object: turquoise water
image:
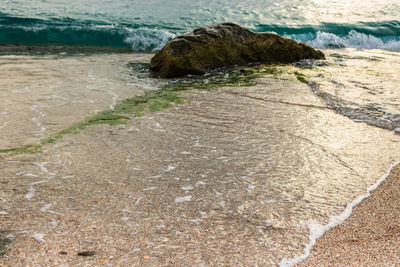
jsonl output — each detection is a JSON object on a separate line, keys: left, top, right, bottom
{"left": 1, "top": 0, "right": 400, "bottom": 50}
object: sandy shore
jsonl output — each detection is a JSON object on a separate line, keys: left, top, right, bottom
{"left": 1, "top": 72, "right": 399, "bottom": 265}
{"left": 299, "top": 164, "right": 400, "bottom": 266}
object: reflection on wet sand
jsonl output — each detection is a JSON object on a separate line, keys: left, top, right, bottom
{"left": 0, "top": 52, "right": 399, "bottom": 265}
{"left": 0, "top": 53, "right": 153, "bottom": 149}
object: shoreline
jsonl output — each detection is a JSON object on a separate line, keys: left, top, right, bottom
{"left": 1, "top": 50, "right": 400, "bottom": 265}
{"left": 0, "top": 44, "right": 138, "bottom": 54}
{"left": 298, "top": 163, "right": 400, "bottom": 266}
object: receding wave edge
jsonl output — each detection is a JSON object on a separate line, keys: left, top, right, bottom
{"left": 278, "top": 161, "right": 400, "bottom": 267}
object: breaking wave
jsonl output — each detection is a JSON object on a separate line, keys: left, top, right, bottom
{"left": 0, "top": 15, "right": 178, "bottom": 51}
{"left": 288, "top": 31, "right": 400, "bottom": 51}
{"left": 1, "top": 15, "right": 399, "bottom": 51}
{"left": 124, "top": 28, "right": 176, "bottom": 51}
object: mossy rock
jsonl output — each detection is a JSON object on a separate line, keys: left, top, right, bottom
{"left": 150, "top": 23, "right": 325, "bottom": 78}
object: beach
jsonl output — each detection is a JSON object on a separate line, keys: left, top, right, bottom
{"left": 0, "top": 57, "right": 399, "bottom": 265}
{"left": 2, "top": 0, "right": 400, "bottom": 265}
{"left": 299, "top": 164, "right": 400, "bottom": 266}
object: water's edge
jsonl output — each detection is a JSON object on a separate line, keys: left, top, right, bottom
{"left": 1, "top": 50, "right": 399, "bottom": 265}
{"left": 279, "top": 161, "right": 400, "bottom": 266}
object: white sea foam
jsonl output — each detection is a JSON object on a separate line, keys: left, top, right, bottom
{"left": 30, "top": 180, "right": 48, "bottom": 186}
{"left": 124, "top": 28, "right": 176, "bottom": 51}
{"left": 247, "top": 184, "right": 256, "bottom": 190}
{"left": 181, "top": 185, "right": 194, "bottom": 191}
{"left": 174, "top": 195, "right": 192, "bottom": 203}
{"left": 40, "top": 202, "right": 64, "bottom": 216}
{"left": 29, "top": 105, "right": 47, "bottom": 133}
{"left": 135, "top": 197, "right": 143, "bottom": 205}
{"left": 195, "top": 181, "right": 206, "bottom": 186}
{"left": 33, "top": 162, "right": 55, "bottom": 177}
{"left": 189, "top": 218, "right": 203, "bottom": 225}
{"left": 25, "top": 190, "right": 35, "bottom": 200}
{"left": 23, "top": 173, "right": 39, "bottom": 177}
{"left": 109, "top": 90, "right": 118, "bottom": 110}
{"left": 165, "top": 165, "right": 176, "bottom": 172}
{"left": 301, "top": 31, "right": 400, "bottom": 51}
{"left": 25, "top": 180, "right": 48, "bottom": 200}
{"left": 279, "top": 161, "right": 400, "bottom": 267}
{"left": 143, "top": 186, "right": 157, "bottom": 191}
{"left": 32, "top": 233, "right": 46, "bottom": 243}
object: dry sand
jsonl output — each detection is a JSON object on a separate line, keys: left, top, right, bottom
{"left": 299, "top": 165, "right": 400, "bottom": 266}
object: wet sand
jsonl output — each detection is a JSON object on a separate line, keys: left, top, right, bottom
{"left": 1, "top": 77, "right": 399, "bottom": 266}
{"left": 0, "top": 52, "right": 152, "bottom": 149}
{"left": 1, "top": 55, "right": 400, "bottom": 265}
{"left": 299, "top": 164, "right": 400, "bottom": 266}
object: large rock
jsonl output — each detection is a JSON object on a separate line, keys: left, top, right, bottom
{"left": 150, "top": 23, "right": 325, "bottom": 78}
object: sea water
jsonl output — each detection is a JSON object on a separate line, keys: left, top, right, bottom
{"left": 1, "top": 0, "right": 400, "bottom": 266}
{"left": 1, "top": 0, "right": 399, "bottom": 51}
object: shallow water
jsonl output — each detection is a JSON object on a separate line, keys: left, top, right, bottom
{"left": 0, "top": 52, "right": 155, "bottom": 149}
{"left": 300, "top": 49, "right": 400, "bottom": 130}
{"left": 0, "top": 50, "right": 399, "bottom": 265}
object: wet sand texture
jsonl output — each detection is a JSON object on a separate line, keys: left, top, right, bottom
{"left": 1, "top": 74, "right": 399, "bottom": 266}
{"left": 0, "top": 53, "right": 152, "bottom": 149}
{"left": 299, "top": 165, "right": 400, "bottom": 266}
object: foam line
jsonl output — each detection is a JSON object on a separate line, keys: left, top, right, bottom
{"left": 279, "top": 161, "right": 400, "bottom": 267}
{"left": 284, "top": 30, "right": 400, "bottom": 51}
{"left": 32, "top": 233, "right": 46, "bottom": 243}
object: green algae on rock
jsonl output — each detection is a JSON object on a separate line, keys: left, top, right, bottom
{"left": 150, "top": 23, "right": 325, "bottom": 78}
